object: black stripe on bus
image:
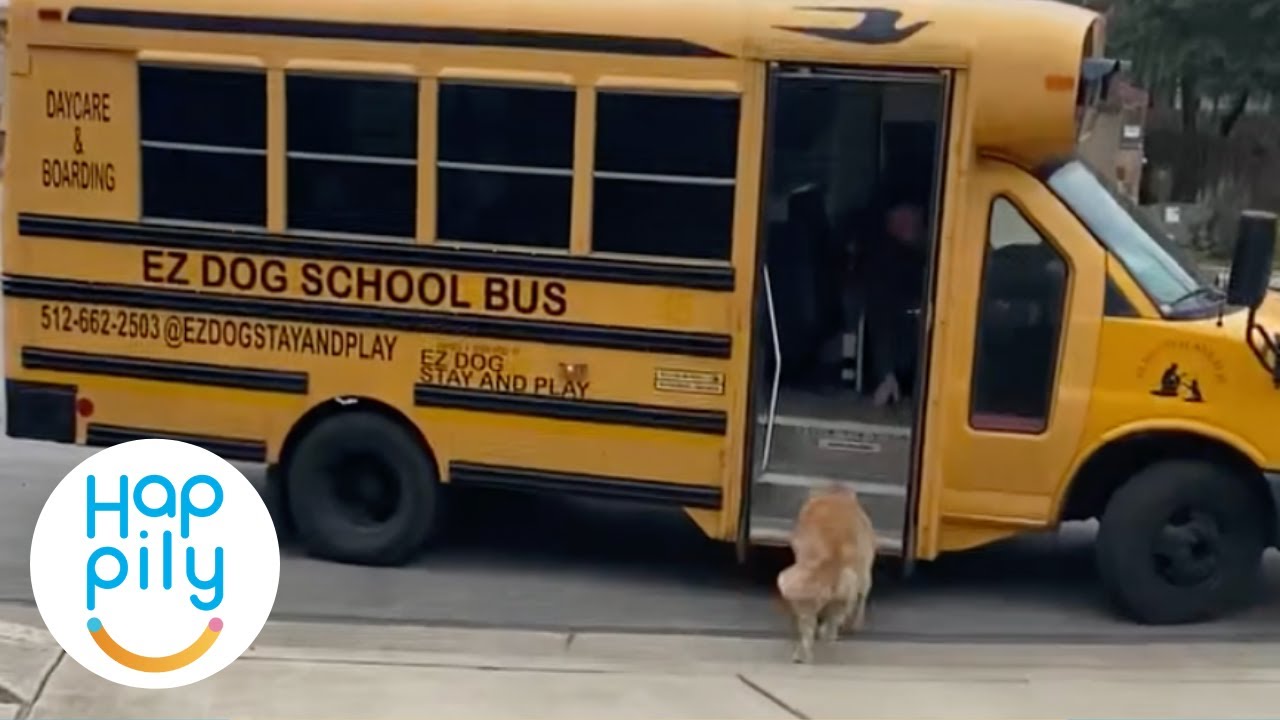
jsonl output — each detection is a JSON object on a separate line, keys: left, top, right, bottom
{"left": 22, "top": 346, "right": 309, "bottom": 394}
{"left": 18, "top": 214, "right": 736, "bottom": 292}
{"left": 2, "top": 276, "right": 732, "bottom": 359}
{"left": 414, "top": 384, "right": 727, "bottom": 435}
{"left": 86, "top": 423, "right": 268, "bottom": 463}
{"left": 449, "top": 461, "right": 722, "bottom": 509}
{"left": 65, "top": 7, "right": 732, "bottom": 59}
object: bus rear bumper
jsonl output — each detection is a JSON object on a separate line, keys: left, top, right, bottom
{"left": 1266, "top": 471, "right": 1280, "bottom": 548}
{"left": 5, "top": 379, "right": 77, "bottom": 443}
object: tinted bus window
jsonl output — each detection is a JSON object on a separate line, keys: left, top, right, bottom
{"left": 140, "top": 65, "right": 267, "bottom": 227}
{"left": 592, "top": 91, "right": 739, "bottom": 261}
{"left": 436, "top": 82, "right": 575, "bottom": 250}
{"left": 286, "top": 74, "right": 418, "bottom": 239}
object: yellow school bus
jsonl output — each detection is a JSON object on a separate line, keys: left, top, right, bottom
{"left": 5, "top": 0, "right": 1280, "bottom": 625}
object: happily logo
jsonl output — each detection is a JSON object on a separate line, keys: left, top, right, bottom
{"left": 29, "top": 439, "right": 280, "bottom": 689}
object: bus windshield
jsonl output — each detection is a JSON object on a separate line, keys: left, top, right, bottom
{"left": 1043, "top": 159, "right": 1220, "bottom": 317}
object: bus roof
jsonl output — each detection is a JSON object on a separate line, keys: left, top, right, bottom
{"left": 15, "top": 0, "right": 1097, "bottom": 65}
{"left": 12, "top": 0, "right": 1101, "bottom": 164}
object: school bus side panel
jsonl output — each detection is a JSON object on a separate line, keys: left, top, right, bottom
{"left": 4, "top": 39, "right": 749, "bottom": 538}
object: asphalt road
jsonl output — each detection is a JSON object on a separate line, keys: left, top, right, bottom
{"left": 2, "top": 423, "right": 1279, "bottom": 643}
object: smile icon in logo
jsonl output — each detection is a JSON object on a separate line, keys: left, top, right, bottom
{"left": 87, "top": 616, "right": 223, "bottom": 673}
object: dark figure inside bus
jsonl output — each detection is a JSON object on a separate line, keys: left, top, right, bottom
{"left": 853, "top": 199, "right": 927, "bottom": 407}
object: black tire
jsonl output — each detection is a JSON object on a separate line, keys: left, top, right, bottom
{"left": 286, "top": 411, "right": 441, "bottom": 566}
{"left": 1095, "top": 459, "right": 1266, "bottom": 625}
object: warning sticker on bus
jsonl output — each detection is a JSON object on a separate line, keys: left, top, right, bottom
{"left": 653, "top": 368, "right": 725, "bottom": 396}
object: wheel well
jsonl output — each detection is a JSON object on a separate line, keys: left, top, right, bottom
{"left": 274, "top": 396, "right": 438, "bottom": 486}
{"left": 1061, "top": 430, "right": 1276, "bottom": 539}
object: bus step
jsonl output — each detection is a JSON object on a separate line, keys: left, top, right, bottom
{"left": 748, "top": 515, "right": 904, "bottom": 554}
{"left": 762, "top": 420, "right": 912, "bottom": 485}
{"left": 749, "top": 474, "right": 907, "bottom": 552}
{"left": 755, "top": 471, "right": 906, "bottom": 497}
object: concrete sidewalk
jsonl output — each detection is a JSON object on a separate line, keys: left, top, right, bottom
{"left": 1, "top": 605, "right": 1279, "bottom": 720}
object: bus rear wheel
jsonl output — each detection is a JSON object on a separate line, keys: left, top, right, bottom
{"left": 286, "top": 411, "right": 441, "bottom": 566}
{"left": 1095, "top": 459, "right": 1265, "bottom": 625}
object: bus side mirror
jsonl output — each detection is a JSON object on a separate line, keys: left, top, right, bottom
{"left": 1226, "top": 210, "right": 1277, "bottom": 311}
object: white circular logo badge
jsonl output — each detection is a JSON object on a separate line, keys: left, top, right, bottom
{"left": 29, "top": 439, "right": 281, "bottom": 689}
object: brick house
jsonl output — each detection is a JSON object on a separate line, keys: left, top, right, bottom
{"left": 1078, "top": 75, "right": 1150, "bottom": 202}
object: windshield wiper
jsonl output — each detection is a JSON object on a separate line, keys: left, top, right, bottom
{"left": 1168, "top": 285, "right": 1225, "bottom": 311}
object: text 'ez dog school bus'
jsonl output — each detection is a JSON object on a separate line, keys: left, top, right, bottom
{"left": 6, "top": 0, "right": 1280, "bottom": 626}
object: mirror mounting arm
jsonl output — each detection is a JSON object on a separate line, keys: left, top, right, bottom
{"left": 1273, "top": 332, "right": 1280, "bottom": 389}
{"left": 1228, "top": 210, "right": 1279, "bottom": 387}
{"left": 1244, "top": 307, "right": 1280, "bottom": 389}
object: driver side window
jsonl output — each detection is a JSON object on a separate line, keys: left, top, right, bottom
{"left": 970, "top": 197, "right": 1069, "bottom": 433}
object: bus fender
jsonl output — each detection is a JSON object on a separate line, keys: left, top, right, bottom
{"left": 1054, "top": 418, "right": 1269, "bottom": 527}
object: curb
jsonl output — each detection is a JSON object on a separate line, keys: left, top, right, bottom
{"left": 212, "top": 618, "right": 1280, "bottom": 675}
{"left": 3, "top": 612, "right": 1280, "bottom": 689}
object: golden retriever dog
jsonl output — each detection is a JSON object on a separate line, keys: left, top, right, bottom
{"left": 776, "top": 485, "right": 876, "bottom": 663}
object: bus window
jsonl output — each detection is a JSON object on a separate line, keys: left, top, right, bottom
{"left": 970, "top": 197, "right": 1069, "bottom": 433}
{"left": 140, "top": 65, "right": 267, "bottom": 227}
{"left": 1045, "top": 159, "right": 1213, "bottom": 316}
{"left": 436, "top": 82, "right": 575, "bottom": 250}
{"left": 286, "top": 74, "right": 418, "bottom": 239}
{"left": 592, "top": 91, "right": 739, "bottom": 261}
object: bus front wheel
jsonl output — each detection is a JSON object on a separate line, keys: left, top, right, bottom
{"left": 286, "top": 411, "right": 441, "bottom": 566}
{"left": 1095, "top": 459, "right": 1266, "bottom": 625}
